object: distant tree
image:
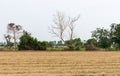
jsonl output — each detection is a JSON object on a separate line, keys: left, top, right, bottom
{"left": 18, "top": 31, "right": 32, "bottom": 50}
{"left": 4, "top": 34, "right": 13, "bottom": 48}
{"left": 67, "top": 15, "right": 80, "bottom": 49}
{"left": 18, "top": 31, "right": 47, "bottom": 50}
{"left": 110, "top": 23, "right": 120, "bottom": 48}
{"left": 7, "top": 23, "right": 23, "bottom": 50}
{"left": 49, "top": 12, "right": 80, "bottom": 41}
{"left": 49, "top": 12, "right": 68, "bottom": 42}
{"left": 47, "top": 41, "right": 56, "bottom": 47}
{"left": 86, "top": 38, "right": 97, "bottom": 46}
{"left": 39, "top": 41, "right": 48, "bottom": 50}
{"left": 85, "top": 38, "right": 98, "bottom": 51}
{"left": 68, "top": 16, "right": 80, "bottom": 40}
{"left": 57, "top": 41, "right": 63, "bottom": 46}
{"left": 92, "top": 28, "right": 111, "bottom": 48}
{"left": 73, "top": 38, "right": 83, "bottom": 50}
{"left": 65, "top": 38, "right": 83, "bottom": 50}
{"left": 49, "top": 12, "right": 80, "bottom": 50}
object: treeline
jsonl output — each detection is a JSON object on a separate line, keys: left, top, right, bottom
{"left": 18, "top": 32, "right": 84, "bottom": 51}
{"left": 1, "top": 12, "right": 120, "bottom": 51}
{"left": 17, "top": 23, "right": 120, "bottom": 51}
{"left": 88, "top": 23, "right": 120, "bottom": 51}
{"left": 1, "top": 23, "right": 120, "bottom": 51}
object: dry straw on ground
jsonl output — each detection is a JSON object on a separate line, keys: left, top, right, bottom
{"left": 0, "top": 51, "right": 120, "bottom": 76}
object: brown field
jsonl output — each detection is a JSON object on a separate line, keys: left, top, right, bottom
{"left": 0, "top": 51, "right": 120, "bottom": 76}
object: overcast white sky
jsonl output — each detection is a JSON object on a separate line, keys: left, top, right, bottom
{"left": 0, "top": 0, "right": 120, "bottom": 42}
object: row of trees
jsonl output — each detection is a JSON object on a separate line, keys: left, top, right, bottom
{"left": 3, "top": 23, "right": 120, "bottom": 51}
{"left": 2, "top": 12, "right": 120, "bottom": 51}
{"left": 48, "top": 12, "right": 120, "bottom": 51}
{"left": 18, "top": 32, "right": 83, "bottom": 51}
{"left": 3, "top": 23, "right": 49, "bottom": 50}
{"left": 17, "top": 23, "right": 120, "bottom": 51}
{"left": 85, "top": 23, "right": 120, "bottom": 50}
{"left": 17, "top": 12, "right": 82, "bottom": 51}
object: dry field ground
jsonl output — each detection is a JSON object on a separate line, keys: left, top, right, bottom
{"left": 0, "top": 51, "right": 120, "bottom": 76}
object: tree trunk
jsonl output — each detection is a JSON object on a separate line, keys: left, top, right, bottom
{"left": 13, "top": 31, "right": 17, "bottom": 50}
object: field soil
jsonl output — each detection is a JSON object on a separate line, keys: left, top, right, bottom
{"left": 0, "top": 51, "right": 120, "bottom": 76}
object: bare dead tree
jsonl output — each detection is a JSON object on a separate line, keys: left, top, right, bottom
{"left": 49, "top": 12, "right": 80, "bottom": 45}
{"left": 7, "top": 23, "right": 23, "bottom": 50}
{"left": 49, "top": 12, "right": 68, "bottom": 42}
{"left": 68, "top": 15, "right": 80, "bottom": 40}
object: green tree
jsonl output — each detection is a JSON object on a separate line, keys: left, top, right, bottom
{"left": 18, "top": 31, "right": 47, "bottom": 50}
{"left": 110, "top": 24, "right": 120, "bottom": 49}
{"left": 57, "top": 41, "right": 63, "bottom": 46}
{"left": 86, "top": 38, "right": 97, "bottom": 46}
{"left": 65, "top": 38, "right": 83, "bottom": 50}
{"left": 92, "top": 28, "right": 111, "bottom": 48}
{"left": 85, "top": 38, "right": 97, "bottom": 50}
{"left": 47, "top": 41, "right": 56, "bottom": 47}
{"left": 73, "top": 38, "right": 83, "bottom": 50}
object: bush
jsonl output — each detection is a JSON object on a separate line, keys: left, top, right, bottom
{"left": 65, "top": 38, "right": 83, "bottom": 50}
{"left": 18, "top": 31, "right": 47, "bottom": 50}
{"left": 85, "top": 44, "right": 98, "bottom": 51}
{"left": 107, "top": 45, "right": 119, "bottom": 51}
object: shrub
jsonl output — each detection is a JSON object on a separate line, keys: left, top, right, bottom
{"left": 18, "top": 31, "right": 47, "bottom": 50}
{"left": 85, "top": 44, "right": 98, "bottom": 51}
{"left": 65, "top": 38, "right": 83, "bottom": 50}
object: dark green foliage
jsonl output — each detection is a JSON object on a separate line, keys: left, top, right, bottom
{"left": 18, "top": 31, "right": 47, "bottom": 50}
{"left": 73, "top": 38, "right": 84, "bottom": 50}
{"left": 10, "top": 23, "right": 120, "bottom": 51}
{"left": 65, "top": 38, "right": 83, "bottom": 50}
{"left": 85, "top": 44, "right": 97, "bottom": 51}
{"left": 65, "top": 40, "right": 74, "bottom": 50}
{"left": 98, "top": 37, "right": 111, "bottom": 48}
{"left": 85, "top": 38, "right": 98, "bottom": 50}
{"left": 86, "top": 38, "right": 97, "bottom": 46}
{"left": 47, "top": 41, "right": 56, "bottom": 47}
{"left": 39, "top": 41, "right": 48, "bottom": 50}
{"left": 92, "top": 28, "right": 111, "bottom": 48}
{"left": 110, "top": 24, "right": 120, "bottom": 48}
{"left": 57, "top": 41, "right": 63, "bottom": 46}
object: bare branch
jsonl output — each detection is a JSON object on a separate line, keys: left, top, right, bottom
{"left": 49, "top": 11, "right": 80, "bottom": 43}
{"left": 49, "top": 12, "right": 68, "bottom": 42}
{"left": 67, "top": 15, "right": 80, "bottom": 40}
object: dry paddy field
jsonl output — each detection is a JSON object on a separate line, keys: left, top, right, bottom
{"left": 0, "top": 51, "right": 120, "bottom": 76}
